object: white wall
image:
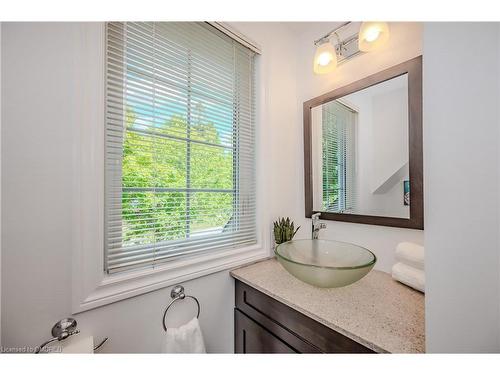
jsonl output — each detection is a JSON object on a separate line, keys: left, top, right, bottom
{"left": 0, "top": 21, "right": 2, "bottom": 347}
{"left": 293, "top": 23, "right": 424, "bottom": 273}
{"left": 424, "top": 23, "right": 500, "bottom": 353}
{"left": 1, "top": 22, "right": 298, "bottom": 352}
{"left": 371, "top": 87, "right": 409, "bottom": 193}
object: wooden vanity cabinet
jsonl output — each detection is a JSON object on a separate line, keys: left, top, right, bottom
{"left": 234, "top": 280, "right": 375, "bottom": 354}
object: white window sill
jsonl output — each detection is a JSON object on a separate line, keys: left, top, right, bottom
{"left": 73, "top": 244, "right": 268, "bottom": 313}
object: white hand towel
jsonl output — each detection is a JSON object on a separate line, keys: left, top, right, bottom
{"left": 395, "top": 242, "right": 425, "bottom": 270}
{"left": 392, "top": 262, "right": 425, "bottom": 293}
{"left": 162, "top": 317, "right": 206, "bottom": 353}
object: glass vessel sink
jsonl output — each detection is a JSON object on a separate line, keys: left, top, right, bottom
{"left": 274, "top": 239, "right": 377, "bottom": 288}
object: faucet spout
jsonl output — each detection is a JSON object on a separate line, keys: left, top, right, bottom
{"left": 311, "top": 213, "right": 326, "bottom": 239}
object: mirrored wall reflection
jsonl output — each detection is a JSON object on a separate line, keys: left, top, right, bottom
{"left": 311, "top": 74, "right": 410, "bottom": 219}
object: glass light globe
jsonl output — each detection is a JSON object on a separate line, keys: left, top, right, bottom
{"left": 313, "top": 42, "right": 337, "bottom": 74}
{"left": 358, "top": 22, "right": 390, "bottom": 52}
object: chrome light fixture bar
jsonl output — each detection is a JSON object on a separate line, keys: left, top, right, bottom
{"left": 313, "top": 21, "right": 352, "bottom": 48}
{"left": 314, "top": 21, "right": 352, "bottom": 46}
{"left": 313, "top": 22, "right": 390, "bottom": 75}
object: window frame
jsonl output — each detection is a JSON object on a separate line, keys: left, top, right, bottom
{"left": 72, "top": 23, "right": 267, "bottom": 314}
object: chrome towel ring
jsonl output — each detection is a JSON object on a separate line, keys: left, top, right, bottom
{"left": 162, "top": 285, "right": 201, "bottom": 332}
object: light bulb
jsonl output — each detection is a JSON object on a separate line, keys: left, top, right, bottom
{"left": 358, "top": 22, "right": 390, "bottom": 52}
{"left": 313, "top": 42, "right": 337, "bottom": 75}
{"left": 364, "top": 27, "right": 381, "bottom": 42}
{"left": 318, "top": 52, "right": 333, "bottom": 66}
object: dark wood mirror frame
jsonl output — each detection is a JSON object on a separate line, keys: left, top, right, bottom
{"left": 303, "top": 55, "right": 423, "bottom": 230}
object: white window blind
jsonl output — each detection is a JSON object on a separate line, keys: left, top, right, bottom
{"left": 105, "top": 22, "right": 257, "bottom": 274}
{"left": 321, "top": 100, "right": 357, "bottom": 213}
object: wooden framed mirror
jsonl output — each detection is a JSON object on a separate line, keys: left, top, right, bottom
{"left": 303, "top": 56, "right": 423, "bottom": 229}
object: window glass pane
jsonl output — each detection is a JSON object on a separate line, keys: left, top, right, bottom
{"left": 122, "top": 111, "right": 188, "bottom": 190}
{"left": 121, "top": 191, "right": 157, "bottom": 245}
{"left": 122, "top": 128, "right": 156, "bottom": 189}
{"left": 154, "top": 136, "right": 187, "bottom": 189}
{"left": 121, "top": 191, "right": 187, "bottom": 247}
{"left": 190, "top": 143, "right": 233, "bottom": 190}
{"left": 190, "top": 96, "right": 234, "bottom": 148}
{"left": 152, "top": 192, "right": 187, "bottom": 242}
{"left": 190, "top": 192, "right": 234, "bottom": 236}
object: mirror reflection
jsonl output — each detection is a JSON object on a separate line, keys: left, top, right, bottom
{"left": 311, "top": 74, "right": 409, "bottom": 219}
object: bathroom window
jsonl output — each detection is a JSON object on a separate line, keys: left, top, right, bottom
{"left": 321, "top": 101, "right": 356, "bottom": 213}
{"left": 105, "top": 22, "right": 257, "bottom": 274}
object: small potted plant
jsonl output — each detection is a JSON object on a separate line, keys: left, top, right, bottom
{"left": 273, "top": 217, "right": 300, "bottom": 250}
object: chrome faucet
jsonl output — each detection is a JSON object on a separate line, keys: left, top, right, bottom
{"left": 311, "top": 213, "right": 326, "bottom": 239}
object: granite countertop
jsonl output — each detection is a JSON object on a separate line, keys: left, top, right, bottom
{"left": 230, "top": 258, "right": 425, "bottom": 353}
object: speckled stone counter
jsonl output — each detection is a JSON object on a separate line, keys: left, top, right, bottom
{"left": 230, "top": 258, "right": 425, "bottom": 353}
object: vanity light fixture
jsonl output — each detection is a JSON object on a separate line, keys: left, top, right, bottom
{"left": 313, "top": 21, "right": 390, "bottom": 75}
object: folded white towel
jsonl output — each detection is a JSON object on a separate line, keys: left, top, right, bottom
{"left": 162, "top": 317, "right": 206, "bottom": 353}
{"left": 392, "top": 262, "right": 425, "bottom": 293}
{"left": 396, "top": 242, "right": 425, "bottom": 270}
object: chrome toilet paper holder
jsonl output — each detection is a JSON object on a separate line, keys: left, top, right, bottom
{"left": 35, "top": 317, "right": 108, "bottom": 353}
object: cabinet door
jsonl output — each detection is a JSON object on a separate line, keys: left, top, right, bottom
{"left": 235, "top": 309, "right": 296, "bottom": 353}
{"left": 235, "top": 280, "right": 374, "bottom": 353}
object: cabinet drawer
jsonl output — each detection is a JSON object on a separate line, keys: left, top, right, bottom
{"left": 235, "top": 279, "right": 374, "bottom": 353}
